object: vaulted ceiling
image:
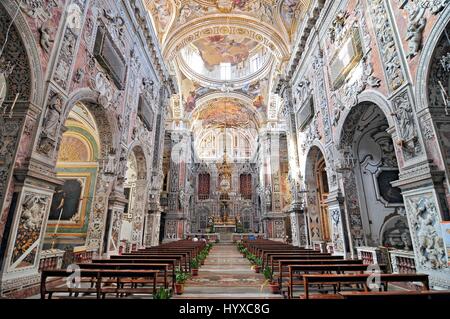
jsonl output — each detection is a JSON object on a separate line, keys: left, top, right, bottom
{"left": 145, "top": 0, "right": 311, "bottom": 159}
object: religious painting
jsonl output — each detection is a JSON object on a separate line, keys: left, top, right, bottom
{"left": 192, "top": 35, "right": 259, "bottom": 71}
{"left": 182, "top": 78, "right": 209, "bottom": 113}
{"left": 241, "top": 78, "right": 268, "bottom": 111}
{"left": 147, "top": 0, "right": 173, "bottom": 36}
{"left": 196, "top": 98, "right": 256, "bottom": 129}
{"left": 280, "top": 0, "right": 302, "bottom": 35}
{"left": 376, "top": 170, "right": 403, "bottom": 205}
{"left": 49, "top": 179, "right": 83, "bottom": 222}
{"left": 441, "top": 222, "right": 450, "bottom": 266}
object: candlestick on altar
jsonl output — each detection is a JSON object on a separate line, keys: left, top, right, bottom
{"left": 8, "top": 93, "right": 19, "bottom": 118}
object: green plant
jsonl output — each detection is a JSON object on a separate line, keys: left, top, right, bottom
{"left": 176, "top": 270, "right": 190, "bottom": 284}
{"left": 190, "top": 258, "right": 199, "bottom": 269}
{"left": 153, "top": 287, "right": 172, "bottom": 299}
{"left": 254, "top": 257, "right": 263, "bottom": 267}
{"left": 263, "top": 266, "right": 273, "bottom": 282}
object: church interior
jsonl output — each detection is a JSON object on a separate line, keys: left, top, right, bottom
{"left": 0, "top": 0, "right": 450, "bottom": 301}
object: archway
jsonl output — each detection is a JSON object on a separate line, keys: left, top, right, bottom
{"left": 339, "top": 103, "right": 410, "bottom": 251}
{"left": 304, "top": 145, "right": 330, "bottom": 243}
{"left": 0, "top": 0, "right": 45, "bottom": 278}
{"left": 44, "top": 103, "right": 101, "bottom": 250}
{"left": 56, "top": 90, "right": 118, "bottom": 255}
{"left": 120, "top": 146, "right": 148, "bottom": 250}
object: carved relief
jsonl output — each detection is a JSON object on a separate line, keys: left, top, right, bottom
{"left": 37, "top": 91, "right": 64, "bottom": 156}
{"left": 312, "top": 50, "right": 332, "bottom": 143}
{"left": 368, "top": 0, "right": 405, "bottom": 92}
{"left": 10, "top": 192, "right": 50, "bottom": 269}
{"left": 405, "top": 195, "right": 447, "bottom": 269}
{"left": 392, "top": 90, "right": 422, "bottom": 159}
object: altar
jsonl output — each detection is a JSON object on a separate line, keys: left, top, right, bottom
{"left": 214, "top": 224, "right": 236, "bottom": 243}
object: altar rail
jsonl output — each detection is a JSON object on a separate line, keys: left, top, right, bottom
{"left": 232, "top": 233, "right": 263, "bottom": 242}
{"left": 39, "top": 249, "right": 65, "bottom": 271}
{"left": 356, "top": 246, "right": 416, "bottom": 274}
{"left": 389, "top": 249, "right": 416, "bottom": 274}
{"left": 188, "top": 233, "right": 220, "bottom": 242}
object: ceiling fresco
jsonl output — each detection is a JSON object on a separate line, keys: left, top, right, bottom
{"left": 144, "top": 0, "right": 312, "bottom": 139}
{"left": 194, "top": 98, "right": 258, "bottom": 129}
{"left": 191, "top": 35, "right": 259, "bottom": 70}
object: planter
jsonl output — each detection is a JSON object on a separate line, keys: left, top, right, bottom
{"left": 175, "top": 283, "right": 185, "bottom": 295}
{"left": 253, "top": 265, "right": 261, "bottom": 273}
{"left": 201, "top": 260, "right": 205, "bottom": 266}
{"left": 192, "top": 269, "right": 198, "bottom": 276}
{"left": 269, "top": 283, "right": 280, "bottom": 294}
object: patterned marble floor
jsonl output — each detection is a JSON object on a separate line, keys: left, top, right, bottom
{"left": 173, "top": 243, "right": 283, "bottom": 299}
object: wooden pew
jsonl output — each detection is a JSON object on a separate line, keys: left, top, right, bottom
{"left": 111, "top": 254, "right": 187, "bottom": 272}
{"left": 339, "top": 290, "right": 450, "bottom": 300}
{"left": 263, "top": 251, "right": 332, "bottom": 268}
{"left": 41, "top": 269, "right": 159, "bottom": 299}
{"left": 78, "top": 263, "right": 171, "bottom": 290}
{"left": 92, "top": 258, "right": 176, "bottom": 290}
{"left": 121, "top": 252, "right": 190, "bottom": 270}
{"left": 302, "top": 273, "right": 430, "bottom": 299}
{"left": 288, "top": 264, "right": 374, "bottom": 299}
{"left": 275, "top": 259, "right": 362, "bottom": 293}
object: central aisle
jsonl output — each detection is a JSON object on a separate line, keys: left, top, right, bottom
{"left": 173, "top": 243, "right": 283, "bottom": 299}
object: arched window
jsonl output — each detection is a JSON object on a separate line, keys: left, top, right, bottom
{"left": 198, "top": 173, "right": 210, "bottom": 200}
{"left": 240, "top": 174, "right": 252, "bottom": 200}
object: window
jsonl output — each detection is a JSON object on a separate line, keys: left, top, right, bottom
{"left": 220, "top": 63, "right": 231, "bottom": 80}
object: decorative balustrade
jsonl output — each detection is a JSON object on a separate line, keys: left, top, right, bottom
{"left": 189, "top": 233, "right": 220, "bottom": 242}
{"left": 232, "top": 233, "right": 263, "bottom": 242}
{"left": 389, "top": 249, "right": 416, "bottom": 274}
{"left": 72, "top": 246, "right": 97, "bottom": 264}
{"left": 39, "top": 249, "right": 65, "bottom": 271}
{"left": 312, "top": 241, "right": 327, "bottom": 252}
{"left": 356, "top": 246, "right": 391, "bottom": 271}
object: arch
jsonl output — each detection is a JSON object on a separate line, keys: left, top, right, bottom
{"left": 415, "top": 6, "right": 450, "bottom": 111}
{"left": 334, "top": 91, "right": 397, "bottom": 148}
{"left": 1, "top": 0, "right": 44, "bottom": 106}
{"left": 162, "top": 16, "right": 290, "bottom": 62}
{"left": 62, "top": 88, "right": 118, "bottom": 158}
{"left": 304, "top": 145, "right": 328, "bottom": 242}
{"left": 128, "top": 143, "right": 149, "bottom": 181}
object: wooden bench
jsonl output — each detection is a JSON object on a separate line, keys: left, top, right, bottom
{"left": 276, "top": 259, "right": 363, "bottom": 293}
{"left": 41, "top": 269, "right": 159, "bottom": 299}
{"left": 339, "top": 290, "right": 450, "bottom": 300}
{"left": 78, "top": 263, "right": 171, "bottom": 290}
{"left": 287, "top": 264, "right": 375, "bottom": 299}
{"left": 92, "top": 259, "right": 176, "bottom": 290}
{"left": 301, "top": 273, "right": 430, "bottom": 299}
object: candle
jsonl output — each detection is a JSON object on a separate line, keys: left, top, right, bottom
{"left": 8, "top": 93, "right": 19, "bottom": 118}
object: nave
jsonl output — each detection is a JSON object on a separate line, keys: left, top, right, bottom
{"left": 1, "top": 0, "right": 450, "bottom": 302}
{"left": 37, "top": 238, "right": 450, "bottom": 300}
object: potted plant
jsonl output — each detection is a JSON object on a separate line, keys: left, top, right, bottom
{"left": 175, "top": 270, "right": 190, "bottom": 295}
{"left": 262, "top": 266, "right": 279, "bottom": 294}
{"left": 191, "top": 258, "right": 199, "bottom": 276}
{"left": 252, "top": 257, "right": 263, "bottom": 273}
{"left": 153, "top": 287, "right": 172, "bottom": 299}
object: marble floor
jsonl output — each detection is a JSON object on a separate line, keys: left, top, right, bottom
{"left": 173, "top": 243, "right": 282, "bottom": 299}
